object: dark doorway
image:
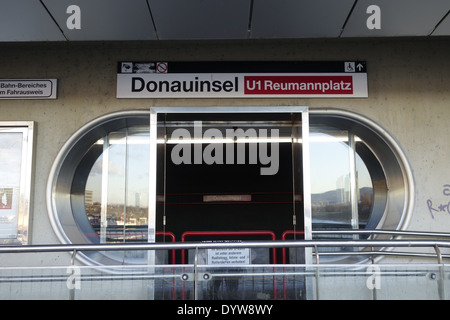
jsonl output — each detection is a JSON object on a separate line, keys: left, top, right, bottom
{"left": 154, "top": 112, "right": 304, "bottom": 264}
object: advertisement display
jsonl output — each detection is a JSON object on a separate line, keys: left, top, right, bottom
{"left": 0, "top": 187, "right": 17, "bottom": 239}
{"left": 0, "top": 125, "right": 33, "bottom": 245}
{"left": 0, "top": 132, "right": 22, "bottom": 240}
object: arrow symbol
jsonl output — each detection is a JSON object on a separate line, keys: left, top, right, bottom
{"left": 356, "top": 63, "right": 364, "bottom": 71}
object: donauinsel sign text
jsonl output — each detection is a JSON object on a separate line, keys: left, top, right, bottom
{"left": 116, "top": 61, "right": 367, "bottom": 99}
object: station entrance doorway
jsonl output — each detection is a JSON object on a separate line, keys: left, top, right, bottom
{"left": 149, "top": 107, "right": 311, "bottom": 265}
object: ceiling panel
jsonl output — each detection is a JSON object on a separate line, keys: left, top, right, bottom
{"left": 341, "top": 0, "right": 450, "bottom": 37}
{"left": 0, "top": 0, "right": 65, "bottom": 41}
{"left": 42, "top": 0, "right": 157, "bottom": 41}
{"left": 148, "top": 0, "right": 251, "bottom": 40}
{"left": 1, "top": 0, "right": 449, "bottom": 42}
{"left": 251, "top": 0, "right": 355, "bottom": 38}
{"left": 432, "top": 12, "right": 450, "bottom": 36}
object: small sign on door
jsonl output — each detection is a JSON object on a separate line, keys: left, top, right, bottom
{"left": 207, "top": 248, "right": 251, "bottom": 265}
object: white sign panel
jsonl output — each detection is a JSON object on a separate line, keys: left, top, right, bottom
{"left": 117, "top": 61, "right": 368, "bottom": 99}
{"left": 207, "top": 248, "right": 251, "bottom": 265}
{"left": 0, "top": 79, "right": 57, "bottom": 99}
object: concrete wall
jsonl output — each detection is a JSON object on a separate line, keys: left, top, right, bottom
{"left": 0, "top": 37, "right": 449, "bottom": 248}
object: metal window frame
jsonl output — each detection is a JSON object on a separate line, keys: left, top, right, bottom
{"left": 0, "top": 121, "right": 35, "bottom": 245}
{"left": 309, "top": 108, "right": 415, "bottom": 233}
{"left": 46, "top": 110, "right": 151, "bottom": 266}
{"left": 45, "top": 107, "right": 413, "bottom": 269}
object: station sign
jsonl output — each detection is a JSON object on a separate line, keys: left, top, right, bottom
{"left": 117, "top": 61, "right": 367, "bottom": 98}
{"left": 0, "top": 79, "right": 57, "bottom": 99}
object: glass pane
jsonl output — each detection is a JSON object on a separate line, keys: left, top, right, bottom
{"left": 356, "top": 146, "right": 375, "bottom": 226}
{"left": 0, "top": 261, "right": 444, "bottom": 300}
{"left": 310, "top": 127, "right": 373, "bottom": 230}
{"left": 314, "top": 264, "right": 442, "bottom": 300}
{"left": 124, "top": 129, "right": 150, "bottom": 241}
{"left": 0, "top": 132, "right": 23, "bottom": 239}
{"left": 85, "top": 126, "right": 150, "bottom": 246}
{"left": 106, "top": 130, "right": 127, "bottom": 243}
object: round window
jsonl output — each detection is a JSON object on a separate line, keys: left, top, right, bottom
{"left": 309, "top": 109, "right": 413, "bottom": 235}
{"left": 47, "top": 109, "right": 413, "bottom": 265}
{"left": 47, "top": 110, "right": 151, "bottom": 265}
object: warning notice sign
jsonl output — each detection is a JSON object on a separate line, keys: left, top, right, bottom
{"left": 117, "top": 61, "right": 367, "bottom": 99}
{"left": 207, "top": 248, "right": 250, "bottom": 265}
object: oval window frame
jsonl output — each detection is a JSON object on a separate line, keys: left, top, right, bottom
{"left": 47, "top": 108, "right": 414, "bottom": 265}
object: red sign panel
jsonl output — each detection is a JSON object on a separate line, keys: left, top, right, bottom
{"left": 244, "top": 76, "right": 353, "bottom": 95}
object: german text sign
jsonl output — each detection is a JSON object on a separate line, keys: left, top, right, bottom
{"left": 0, "top": 79, "right": 57, "bottom": 99}
{"left": 207, "top": 248, "right": 251, "bottom": 265}
{"left": 117, "top": 61, "right": 367, "bottom": 98}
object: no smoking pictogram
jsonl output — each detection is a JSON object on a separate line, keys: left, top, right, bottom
{"left": 156, "top": 62, "right": 168, "bottom": 73}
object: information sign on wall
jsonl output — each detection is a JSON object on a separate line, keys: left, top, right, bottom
{"left": 117, "top": 61, "right": 367, "bottom": 98}
{"left": 0, "top": 79, "right": 57, "bottom": 99}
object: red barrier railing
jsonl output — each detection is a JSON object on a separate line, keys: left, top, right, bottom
{"left": 155, "top": 231, "right": 176, "bottom": 300}
{"left": 180, "top": 230, "right": 278, "bottom": 300}
{"left": 155, "top": 231, "right": 176, "bottom": 264}
{"left": 180, "top": 230, "right": 277, "bottom": 264}
{"left": 151, "top": 230, "right": 306, "bottom": 299}
{"left": 281, "top": 230, "right": 305, "bottom": 264}
{"left": 281, "top": 230, "right": 305, "bottom": 299}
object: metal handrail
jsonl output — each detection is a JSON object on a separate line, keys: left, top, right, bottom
{"left": 1, "top": 230, "right": 450, "bottom": 264}
{"left": 1, "top": 239, "right": 450, "bottom": 254}
{"left": 312, "top": 229, "right": 450, "bottom": 238}
{"left": 2, "top": 229, "right": 450, "bottom": 301}
{"left": 1, "top": 230, "right": 450, "bottom": 300}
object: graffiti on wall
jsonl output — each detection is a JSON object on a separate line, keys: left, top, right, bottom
{"left": 427, "top": 184, "right": 450, "bottom": 219}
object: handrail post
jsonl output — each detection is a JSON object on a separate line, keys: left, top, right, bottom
{"left": 434, "top": 245, "right": 443, "bottom": 264}
{"left": 194, "top": 246, "right": 199, "bottom": 300}
{"left": 370, "top": 249, "right": 377, "bottom": 301}
{"left": 314, "top": 244, "right": 320, "bottom": 300}
{"left": 434, "top": 245, "right": 445, "bottom": 300}
{"left": 69, "top": 249, "right": 77, "bottom": 300}
{"left": 314, "top": 245, "right": 319, "bottom": 264}
{"left": 71, "top": 249, "right": 77, "bottom": 266}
